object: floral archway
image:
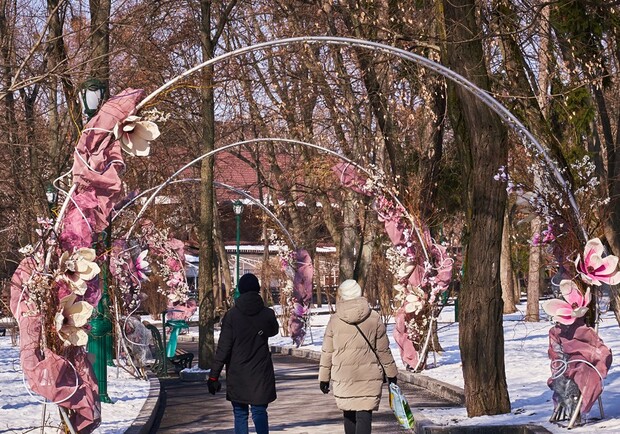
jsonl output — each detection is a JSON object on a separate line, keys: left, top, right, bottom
{"left": 9, "top": 36, "right": 616, "bottom": 432}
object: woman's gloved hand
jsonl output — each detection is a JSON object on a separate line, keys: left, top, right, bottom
{"left": 207, "top": 377, "right": 222, "bottom": 395}
{"left": 320, "top": 381, "right": 330, "bottom": 394}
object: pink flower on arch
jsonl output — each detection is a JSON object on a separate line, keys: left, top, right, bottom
{"left": 293, "top": 302, "right": 308, "bottom": 317}
{"left": 134, "top": 250, "right": 151, "bottom": 281}
{"left": 166, "top": 271, "right": 184, "bottom": 288}
{"left": 575, "top": 238, "right": 620, "bottom": 286}
{"left": 166, "top": 257, "right": 182, "bottom": 272}
{"left": 543, "top": 280, "right": 591, "bottom": 325}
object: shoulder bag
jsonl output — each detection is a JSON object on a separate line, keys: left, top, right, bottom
{"left": 342, "top": 318, "right": 387, "bottom": 383}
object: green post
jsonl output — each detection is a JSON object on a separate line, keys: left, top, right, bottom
{"left": 105, "top": 333, "right": 115, "bottom": 367}
{"left": 161, "top": 311, "right": 169, "bottom": 376}
{"left": 87, "top": 230, "right": 113, "bottom": 403}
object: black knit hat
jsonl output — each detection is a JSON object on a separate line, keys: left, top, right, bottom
{"left": 238, "top": 273, "right": 260, "bottom": 294}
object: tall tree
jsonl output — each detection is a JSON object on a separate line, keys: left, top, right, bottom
{"left": 440, "top": 0, "right": 511, "bottom": 416}
{"left": 198, "top": 0, "right": 237, "bottom": 369}
{"left": 89, "top": 0, "right": 110, "bottom": 95}
{"left": 500, "top": 210, "right": 517, "bottom": 313}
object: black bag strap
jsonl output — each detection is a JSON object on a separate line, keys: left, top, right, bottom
{"left": 341, "top": 318, "right": 386, "bottom": 378}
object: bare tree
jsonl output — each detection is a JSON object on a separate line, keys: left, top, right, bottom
{"left": 441, "top": 0, "right": 511, "bottom": 416}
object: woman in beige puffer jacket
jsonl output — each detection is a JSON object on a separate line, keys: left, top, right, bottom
{"left": 319, "top": 279, "right": 398, "bottom": 434}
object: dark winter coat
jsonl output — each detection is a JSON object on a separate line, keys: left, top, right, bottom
{"left": 319, "top": 297, "right": 398, "bottom": 411}
{"left": 211, "top": 291, "right": 279, "bottom": 405}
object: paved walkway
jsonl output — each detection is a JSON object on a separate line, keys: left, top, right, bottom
{"left": 152, "top": 341, "right": 459, "bottom": 433}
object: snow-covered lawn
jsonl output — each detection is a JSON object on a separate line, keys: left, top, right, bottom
{"left": 0, "top": 338, "right": 149, "bottom": 433}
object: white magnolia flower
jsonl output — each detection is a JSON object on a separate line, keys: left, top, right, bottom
{"left": 59, "top": 248, "right": 100, "bottom": 295}
{"left": 19, "top": 245, "right": 34, "bottom": 255}
{"left": 395, "top": 263, "right": 415, "bottom": 280}
{"left": 393, "top": 283, "right": 406, "bottom": 294}
{"left": 404, "top": 294, "right": 424, "bottom": 315}
{"left": 114, "top": 115, "right": 160, "bottom": 156}
{"left": 54, "top": 294, "right": 94, "bottom": 346}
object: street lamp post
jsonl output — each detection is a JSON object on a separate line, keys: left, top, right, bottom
{"left": 45, "top": 184, "right": 57, "bottom": 216}
{"left": 79, "top": 77, "right": 111, "bottom": 402}
{"left": 78, "top": 78, "right": 106, "bottom": 121}
{"left": 232, "top": 200, "right": 244, "bottom": 299}
{"left": 87, "top": 229, "right": 113, "bottom": 403}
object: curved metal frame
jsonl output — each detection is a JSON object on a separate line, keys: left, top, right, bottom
{"left": 126, "top": 138, "right": 427, "bottom": 258}
{"left": 114, "top": 178, "right": 297, "bottom": 249}
{"left": 136, "top": 35, "right": 585, "bottom": 241}
{"left": 47, "top": 35, "right": 593, "bottom": 377}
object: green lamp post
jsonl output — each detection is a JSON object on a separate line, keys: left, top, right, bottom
{"left": 233, "top": 200, "right": 244, "bottom": 300}
{"left": 80, "top": 78, "right": 112, "bottom": 402}
{"left": 87, "top": 230, "right": 113, "bottom": 403}
{"left": 45, "top": 183, "right": 57, "bottom": 216}
{"left": 78, "top": 78, "right": 106, "bottom": 121}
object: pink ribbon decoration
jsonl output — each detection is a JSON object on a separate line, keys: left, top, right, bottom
{"left": 288, "top": 249, "right": 314, "bottom": 347}
{"left": 11, "top": 258, "right": 102, "bottom": 432}
{"left": 10, "top": 88, "right": 148, "bottom": 433}
{"left": 548, "top": 320, "right": 612, "bottom": 413}
{"left": 332, "top": 163, "right": 453, "bottom": 369}
{"left": 331, "top": 162, "right": 371, "bottom": 196}
{"left": 69, "top": 88, "right": 146, "bottom": 234}
{"left": 393, "top": 308, "right": 419, "bottom": 368}
{"left": 293, "top": 249, "right": 314, "bottom": 304}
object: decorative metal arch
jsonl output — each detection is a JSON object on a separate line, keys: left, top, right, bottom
{"left": 114, "top": 178, "right": 297, "bottom": 249}
{"left": 136, "top": 35, "right": 585, "bottom": 241}
{"left": 126, "top": 138, "right": 428, "bottom": 258}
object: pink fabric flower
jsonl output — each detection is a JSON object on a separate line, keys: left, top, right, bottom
{"left": 166, "top": 257, "right": 182, "bottom": 272}
{"left": 166, "top": 271, "right": 184, "bottom": 287}
{"left": 134, "top": 250, "right": 151, "bottom": 281}
{"left": 293, "top": 302, "right": 308, "bottom": 317}
{"left": 542, "top": 225, "right": 555, "bottom": 243}
{"left": 331, "top": 162, "right": 371, "bottom": 196}
{"left": 543, "top": 280, "right": 591, "bottom": 325}
{"left": 575, "top": 238, "right": 620, "bottom": 286}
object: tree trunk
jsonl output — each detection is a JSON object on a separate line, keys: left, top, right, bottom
{"left": 314, "top": 253, "right": 322, "bottom": 308}
{"left": 339, "top": 191, "right": 357, "bottom": 281}
{"left": 513, "top": 270, "right": 521, "bottom": 305}
{"left": 441, "top": 0, "right": 511, "bottom": 416}
{"left": 526, "top": 217, "right": 542, "bottom": 322}
{"left": 197, "top": 0, "right": 237, "bottom": 369}
{"left": 501, "top": 211, "right": 517, "bottom": 313}
{"left": 198, "top": 0, "right": 217, "bottom": 370}
{"left": 89, "top": 0, "right": 111, "bottom": 97}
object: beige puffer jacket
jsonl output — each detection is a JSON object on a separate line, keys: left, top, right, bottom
{"left": 318, "top": 297, "right": 398, "bottom": 411}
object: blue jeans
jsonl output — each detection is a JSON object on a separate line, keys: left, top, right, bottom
{"left": 232, "top": 402, "right": 269, "bottom": 434}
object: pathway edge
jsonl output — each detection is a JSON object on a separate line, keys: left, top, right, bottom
{"left": 124, "top": 372, "right": 161, "bottom": 434}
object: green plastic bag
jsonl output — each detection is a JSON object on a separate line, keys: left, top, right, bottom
{"left": 389, "top": 383, "right": 415, "bottom": 429}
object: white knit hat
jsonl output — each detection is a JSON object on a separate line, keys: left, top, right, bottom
{"left": 338, "top": 279, "right": 362, "bottom": 300}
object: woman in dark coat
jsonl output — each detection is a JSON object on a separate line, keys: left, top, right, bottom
{"left": 208, "top": 273, "right": 279, "bottom": 434}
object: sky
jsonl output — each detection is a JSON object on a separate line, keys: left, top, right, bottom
{"left": 1, "top": 302, "right": 618, "bottom": 433}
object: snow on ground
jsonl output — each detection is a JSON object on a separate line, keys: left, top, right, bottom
{"left": 268, "top": 303, "right": 620, "bottom": 433}
{"left": 1, "top": 302, "right": 619, "bottom": 433}
{"left": 0, "top": 337, "right": 149, "bottom": 434}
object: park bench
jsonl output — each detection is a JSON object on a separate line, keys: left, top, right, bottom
{"left": 144, "top": 322, "right": 194, "bottom": 375}
{"left": 0, "top": 317, "right": 19, "bottom": 346}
